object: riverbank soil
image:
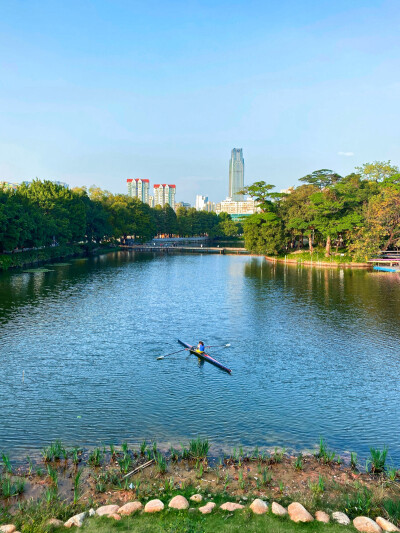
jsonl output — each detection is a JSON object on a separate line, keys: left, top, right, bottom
{"left": 1, "top": 447, "right": 399, "bottom": 531}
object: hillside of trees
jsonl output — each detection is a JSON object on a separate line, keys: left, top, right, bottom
{"left": 242, "top": 161, "right": 400, "bottom": 261}
{"left": 0, "top": 181, "right": 241, "bottom": 253}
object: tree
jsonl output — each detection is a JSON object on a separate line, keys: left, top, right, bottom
{"left": 240, "top": 181, "right": 278, "bottom": 212}
{"left": 299, "top": 169, "right": 342, "bottom": 189}
{"left": 355, "top": 161, "right": 399, "bottom": 182}
{"left": 243, "top": 212, "right": 285, "bottom": 255}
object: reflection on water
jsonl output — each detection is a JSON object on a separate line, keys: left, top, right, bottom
{"left": 0, "top": 253, "right": 399, "bottom": 463}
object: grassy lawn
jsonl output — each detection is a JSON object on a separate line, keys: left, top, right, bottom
{"left": 68, "top": 511, "right": 353, "bottom": 533}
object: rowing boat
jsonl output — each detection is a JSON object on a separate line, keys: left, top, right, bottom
{"left": 178, "top": 340, "right": 232, "bottom": 374}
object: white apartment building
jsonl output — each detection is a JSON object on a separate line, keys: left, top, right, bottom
{"left": 215, "top": 198, "right": 259, "bottom": 216}
{"left": 195, "top": 195, "right": 208, "bottom": 211}
{"left": 127, "top": 178, "right": 150, "bottom": 204}
{"left": 153, "top": 184, "right": 176, "bottom": 209}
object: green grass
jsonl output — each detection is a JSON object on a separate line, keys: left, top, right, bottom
{"left": 55, "top": 511, "right": 356, "bottom": 533}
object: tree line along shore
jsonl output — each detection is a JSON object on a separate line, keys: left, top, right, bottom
{"left": 1, "top": 160, "right": 400, "bottom": 271}
{"left": 0, "top": 438, "right": 399, "bottom": 532}
{"left": 242, "top": 160, "right": 400, "bottom": 261}
{"left": 0, "top": 180, "right": 242, "bottom": 270}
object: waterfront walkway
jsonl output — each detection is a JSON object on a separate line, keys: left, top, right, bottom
{"left": 120, "top": 245, "right": 250, "bottom": 255}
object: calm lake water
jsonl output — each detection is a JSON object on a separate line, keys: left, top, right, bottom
{"left": 0, "top": 252, "right": 399, "bottom": 464}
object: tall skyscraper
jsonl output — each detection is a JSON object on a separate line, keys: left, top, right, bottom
{"left": 153, "top": 184, "right": 176, "bottom": 209}
{"left": 127, "top": 178, "right": 150, "bottom": 204}
{"left": 229, "top": 148, "right": 244, "bottom": 201}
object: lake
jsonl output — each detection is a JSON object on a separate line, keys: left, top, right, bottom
{"left": 0, "top": 251, "right": 399, "bottom": 465}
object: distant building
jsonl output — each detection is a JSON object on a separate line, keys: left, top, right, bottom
{"left": 52, "top": 181, "right": 69, "bottom": 188}
{"left": 148, "top": 195, "right": 155, "bottom": 208}
{"left": 127, "top": 178, "right": 150, "bottom": 203}
{"left": 205, "top": 201, "right": 216, "bottom": 212}
{"left": 280, "top": 186, "right": 295, "bottom": 195}
{"left": 195, "top": 195, "right": 208, "bottom": 211}
{"left": 229, "top": 148, "right": 244, "bottom": 201}
{"left": 216, "top": 198, "right": 259, "bottom": 221}
{"left": 0, "top": 181, "right": 19, "bottom": 191}
{"left": 153, "top": 184, "right": 176, "bottom": 209}
{"left": 175, "top": 201, "right": 191, "bottom": 211}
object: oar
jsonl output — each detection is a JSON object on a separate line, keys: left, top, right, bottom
{"left": 157, "top": 348, "right": 187, "bottom": 360}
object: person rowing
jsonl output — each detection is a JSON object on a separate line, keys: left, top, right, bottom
{"left": 196, "top": 341, "right": 205, "bottom": 353}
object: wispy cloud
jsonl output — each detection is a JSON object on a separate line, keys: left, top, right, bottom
{"left": 338, "top": 151, "right": 354, "bottom": 156}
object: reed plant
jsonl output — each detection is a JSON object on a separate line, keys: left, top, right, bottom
{"left": 271, "top": 447, "right": 285, "bottom": 463}
{"left": 121, "top": 441, "right": 129, "bottom": 455}
{"left": 345, "top": 486, "right": 374, "bottom": 518}
{"left": 309, "top": 475, "right": 325, "bottom": 495}
{"left": 73, "top": 470, "right": 82, "bottom": 504}
{"left": 1, "top": 452, "right": 12, "bottom": 474}
{"left": 155, "top": 452, "right": 167, "bottom": 474}
{"left": 350, "top": 452, "right": 358, "bottom": 470}
{"left": 88, "top": 447, "right": 103, "bottom": 467}
{"left": 0, "top": 476, "right": 25, "bottom": 498}
{"left": 42, "top": 440, "right": 66, "bottom": 462}
{"left": 261, "top": 467, "right": 272, "bottom": 486}
{"left": 294, "top": 453, "right": 303, "bottom": 470}
{"left": 315, "top": 437, "right": 336, "bottom": 464}
{"left": 117, "top": 454, "right": 131, "bottom": 474}
{"left": 188, "top": 438, "right": 209, "bottom": 460}
{"left": 140, "top": 440, "right": 147, "bottom": 455}
{"left": 46, "top": 464, "right": 58, "bottom": 487}
{"left": 169, "top": 446, "right": 180, "bottom": 462}
{"left": 367, "top": 446, "right": 388, "bottom": 473}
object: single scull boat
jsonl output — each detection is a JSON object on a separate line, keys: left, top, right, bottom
{"left": 178, "top": 340, "right": 232, "bottom": 374}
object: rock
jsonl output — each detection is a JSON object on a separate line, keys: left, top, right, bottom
{"left": 250, "top": 499, "right": 269, "bottom": 515}
{"left": 190, "top": 494, "right": 203, "bottom": 503}
{"left": 64, "top": 512, "right": 86, "bottom": 528}
{"left": 169, "top": 495, "right": 189, "bottom": 510}
{"left": 88, "top": 509, "right": 95, "bottom": 517}
{"left": 353, "top": 517, "right": 383, "bottom": 533}
{"left": 315, "top": 511, "right": 330, "bottom": 523}
{"left": 272, "top": 502, "right": 288, "bottom": 516}
{"left": 144, "top": 499, "right": 164, "bottom": 513}
{"left": 46, "top": 518, "right": 64, "bottom": 528}
{"left": 376, "top": 517, "right": 400, "bottom": 532}
{"left": 188, "top": 508, "right": 197, "bottom": 513}
{"left": 332, "top": 511, "right": 351, "bottom": 525}
{"left": 199, "top": 502, "right": 216, "bottom": 514}
{"left": 0, "top": 526, "right": 17, "bottom": 533}
{"left": 109, "top": 513, "right": 121, "bottom": 521}
{"left": 96, "top": 504, "right": 120, "bottom": 517}
{"left": 220, "top": 502, "right": 245, "bottom": 511}
{"left": 118, "top": 501, "right": 143, "bottom": 516}
{"left": 288, "top": 502, "right": 314, "bottom": 523}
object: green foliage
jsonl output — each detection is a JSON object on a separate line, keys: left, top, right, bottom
{"left": 41, "top": 440, "right": 66, "bottom": 462}
{"left": 294, "top": 454, "right": 303, "bottom": 470}
{"left": 367, "top": 446, "right": 388, "bottom": 473}
{"left": 88, "top": 447, "right": 103, "bottom": 467}
{"left": 1, "top": 452, "right": 12, "bottom": 473}
{"left": 244, "top": 212, "right": 285, "bottom": 255}
{"left": 0, "top": 475, "right": 25, "bottom": 498}
{"left": 309, "top": 475, "right": 325, "bottom": 495}
{"left": 350, "top": 452, "right": 358, "bottom": 470}
{"left": 315, "top": 437, "right": 336, "bottom": 464}
{"left": 188, "top": 438, "right": 209, "bottom": 460}
{"left": 154, "top": 452, "right": 167, "bottom": 474}
{"left": 345, "top": 486, "right": 374, "bottom": 518}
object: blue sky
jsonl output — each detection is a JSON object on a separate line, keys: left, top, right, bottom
{"left": 1, "top": 0, "right": 399, "bottom": 203}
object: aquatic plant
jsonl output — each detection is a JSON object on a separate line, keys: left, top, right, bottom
{"left": 109, "top": 443, "right": 116, "bottom": 458}
{"left": 1, "top": 452, "right": 12, "bottom": 474}
{"left": 387, "top": 467, "right": 398, "bottom": 481}
{"left": 0, "top": 476, "right": 25, "bottom": 498}
{"left": 196, "top": 463, "right": 204, "bottom": 479}
{"left": 188, "top": 438, "right": 209, "bottom": 460}
{"left": 44, "top": 486, "right": 58, "bottom": 503}
{"left": 164, "top": 477, "right": 174, "bottom": 492}
{"left": 383, "top": 498, "right": 400, "bottom": 524}
{"left": 350, "top": 452, "right": 358, "bottom": 470}
{"left": 121, "top": 441, "right": 129, "bottom": 455}
{"left": 73, "top": 470, "right": 82, "bottom": 504}
{"left": 367, "top": 446, "right": 388, "bottom": 473}
{"left": 315, "top": 437, "right": 336, "bottom": 464}
{"left": 169, "top": 446, "right": 180, "bottom": 462}
{"left": 71, "top": 447, "right": 81, "bottom": 465}
{"left": 88, "top": 447, "right": 103, "bottom": 467}
{"left": 251, "top": 446, "right": 259, "bottom": 459}
{"left": 26, "top": 456, "right": 33, "bottom": 475}
{"left": 271, "top": 447, "right": 285, "bottom": 463}
{"left": 261, "top": 467, "right": 272, "bottom": 486}
{"left": 155, "top": 452, "right": 167, "bottom": 474}
{"left": 294, "top": 454, "right": 303, "bottom": 470}
{"left": 140, "top": 440, "right": 147, "bottom": 455}
{"left": 41, "top": 440, "right": 66, "bottom": 462}
{"left": 46, "top": 464, "right": 58, "bottom": 487}
{"left": 117, "top": 454, "right": 132, "bottom": 474}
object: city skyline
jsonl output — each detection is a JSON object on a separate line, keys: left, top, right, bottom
{"left": 229, "top": 148, "right": 245, "bottom": 202}
{"left": 1, "top": 2, "right": 399, "bottom": 203}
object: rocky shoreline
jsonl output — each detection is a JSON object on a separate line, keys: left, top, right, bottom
{"left": 0, "top": 439, "right": 399, "bottom": 532}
